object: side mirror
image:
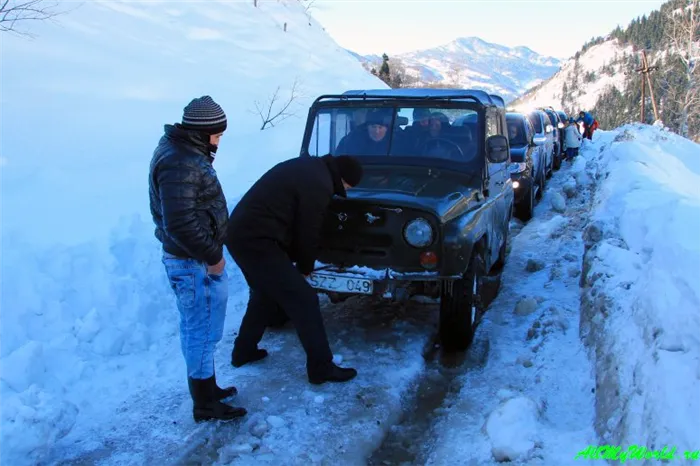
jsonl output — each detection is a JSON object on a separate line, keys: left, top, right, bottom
{"left": 532, "top": 136, "right": 546, "bottom": 146}
{"left": 486, "top": 135, "right": 509, "bottom": 163}
{"left": 545, "top": 124, "right": 554, "bottom": 133}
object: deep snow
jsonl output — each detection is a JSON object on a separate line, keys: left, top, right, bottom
{"left": 579, "top": 124, "right": 700, "bottom": 458}
{"left": 1, "top": 1, "right": 385, "bottom": 464}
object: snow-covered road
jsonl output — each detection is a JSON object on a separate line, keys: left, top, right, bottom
{"left": 45, "top": 145, "right": 607, "bottom": 466}
{"left": 50, "top": 148, "right": 604, "bottom": 466}
{"left": 420, "top": 150, "right": 600, "bottom": 466}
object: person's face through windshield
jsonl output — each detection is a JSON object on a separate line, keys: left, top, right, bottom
{"left": 508, "top": 123, "right": 519, "bottom": 140}
{"left": 368, "top": 122, "right": 388, "bottom": 142}
{"left": 413, "top": 108, "right": 431, "bottom": 128}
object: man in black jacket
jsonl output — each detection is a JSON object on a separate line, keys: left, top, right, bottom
{"left": 149, "top": 95, "right": 246, "bottom": 422}
{"left": 225, "top": 154, "right": 363, "bottom": 384}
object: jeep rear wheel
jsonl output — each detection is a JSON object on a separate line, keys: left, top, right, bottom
{"left": 439, "top": 250, "right": 485, "bottom": 351}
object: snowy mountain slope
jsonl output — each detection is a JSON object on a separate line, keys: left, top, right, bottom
{"left": 348, "top": 36, "right": 562, "bottom": 102}
{"left": 510, "top": 38, "right": 633, "bottom": 113}
{"left": 0, "top": 1, "right": 387, "bottom": 464}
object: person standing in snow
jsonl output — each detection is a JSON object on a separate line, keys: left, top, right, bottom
{"left": 149, "top": 96, "right": 246, "bottom": 422}
{"left": 563, "top": 117, "right": 582, "bottom": 161}
{"left": 224, "top": 154, "right": 363, "bottom": 385}
{"left": 576, "top": 110, "right": 599, "bottom": 140}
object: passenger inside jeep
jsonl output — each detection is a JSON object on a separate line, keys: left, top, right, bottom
{"left": 507, "top": 120, "right": 528, "bottom": 147}
{"left": 335, "top": 109, "right": 392, "bottom": 156}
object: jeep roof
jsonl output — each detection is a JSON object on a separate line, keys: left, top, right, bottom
{"left": 310, "top": 88, "right": 505, "bottom": 109}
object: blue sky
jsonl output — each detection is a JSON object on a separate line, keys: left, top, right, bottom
{"left": 310, "top": 0, "right": 667, "bottom": 59}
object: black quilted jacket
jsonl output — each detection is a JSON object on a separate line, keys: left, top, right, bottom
{"left": 148, "top": 124, "right": 228, "bottom": 265}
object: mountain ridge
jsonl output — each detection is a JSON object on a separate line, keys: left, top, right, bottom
{"left": 346, "top": 36, "right": 562, "bottom": 102}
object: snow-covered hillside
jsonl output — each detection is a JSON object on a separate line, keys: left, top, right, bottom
{"left": 511, "top": 38, "right": 633, "bottom": 113}
{"left": 1, "top": 1, "right": 384, "bottom": 464}
{"left": 349, "top": 37, "right": 562, "bottom": 102}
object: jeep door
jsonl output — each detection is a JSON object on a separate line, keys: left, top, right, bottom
{"left": 542, "top": 112, "right": 555, "bottom": 165}
{"left": 528, "top": 112, "right": 548, "bottom": 170}
{"left": 524, "top": 118, "right": 542, "bottom": 181}
{"left": 485, "top": 108, "right": 510, "bottom": 269}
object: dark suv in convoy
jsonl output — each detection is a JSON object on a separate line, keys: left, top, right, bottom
{"left": 541, "top": 107, "right": 565, "bottom": 169}
{"left": 527, "top": 109, "right": 554, "bottom": 179}
{"left": 506, "top": 112, "right": 546, "bottom": 221}
{"left": 298, "top": 88, "right": 514, "bottom": 350}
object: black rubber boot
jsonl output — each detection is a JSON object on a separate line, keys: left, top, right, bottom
{"left": 231, "top": 347, "right": 268, "bottom": 368}
{"left": 307, "top": 362, "right": 357, "bottom": 385}
{"left": 188, "top": 376, "right": 247, "bottom": 422}
{"left": 212, "top": 370, "right": 237, "bottom": 400}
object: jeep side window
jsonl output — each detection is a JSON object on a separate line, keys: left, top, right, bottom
{"left": 526, "top": 119, "right": 534, "bottom": 143}
{"left": 486, "top": 112, "right": 498, "bottom": 138}
{"left": 528, "top": 112, "right": 543, "bottom": 134}
{"left": 308, "top": 111, "right": 331, "bottom": 156}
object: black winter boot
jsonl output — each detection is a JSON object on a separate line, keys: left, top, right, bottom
{"left": 231, "top": 347, "right": 268, "bottom": 368}
{"left": 188, "top": 376, "right": 247, "bottom": 422}
{"left": 307, "top": 362, "right": 357, "bottom": 385}
{"left": 212, "top": 370, "right": 237, "bottom": 400}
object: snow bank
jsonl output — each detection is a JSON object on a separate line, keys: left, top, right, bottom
{"left": 1, "top": 1, "right": 384, "bottom": 464}
{"left": 580, "top": 124, "right": 700, "bottom": 453}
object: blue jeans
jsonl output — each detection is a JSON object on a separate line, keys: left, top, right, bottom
{"left": 162, "top": 252, "right": 228, "bottom": 379}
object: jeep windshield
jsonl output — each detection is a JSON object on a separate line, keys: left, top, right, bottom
{"left": 304, "top": 104, "right": 482, "bottom": 166}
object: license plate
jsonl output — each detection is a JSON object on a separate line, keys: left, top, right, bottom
{"left": 306, "top": 272, "right": 373, "bottom": 294}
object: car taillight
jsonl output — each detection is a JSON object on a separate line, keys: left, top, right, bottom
{"left": 420, "top": 251, "right": 438, "bottom": 270}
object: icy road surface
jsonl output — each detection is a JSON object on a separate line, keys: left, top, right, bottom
{"left": 51, "top": 148, "right": 603, "bottom": 466}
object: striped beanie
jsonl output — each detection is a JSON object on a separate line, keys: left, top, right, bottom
{"left": 181, "top": 95, "right": 227, "bottom": 135}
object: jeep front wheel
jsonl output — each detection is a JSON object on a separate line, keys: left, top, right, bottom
{"left": 439, "top": 250, "right": 485, "bottom": 351}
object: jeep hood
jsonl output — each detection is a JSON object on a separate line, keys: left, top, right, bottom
{"left": 345, "top": 165, "right": 480, "bottom": 221}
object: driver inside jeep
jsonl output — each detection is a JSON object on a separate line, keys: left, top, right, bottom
{"left": 334, "top": 109, "right": 391, "bottom": 156}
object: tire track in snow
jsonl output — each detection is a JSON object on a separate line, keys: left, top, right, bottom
{"left": 418, "top": 154, "right": 601, "bottom": 466}
{"left": 367, "top": 153, "right": 604, "bottom": 466}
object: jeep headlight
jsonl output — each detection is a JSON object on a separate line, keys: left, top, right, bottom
{"left": 404, "top": 218, "right": 433, "bottom": 247}
{"left": 509, "top": 162, "right": 527, "bottom": 173}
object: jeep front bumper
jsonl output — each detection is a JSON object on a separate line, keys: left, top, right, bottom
{"left": 308, "top": 261, "right": 461, "bottom": 298}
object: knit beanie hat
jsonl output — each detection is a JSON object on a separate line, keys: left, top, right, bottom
{"left": 181, "top": 96, "right": 227, "bottom": 135}
{"left": 335, "top": 155, "right": 364, "bottom": 187}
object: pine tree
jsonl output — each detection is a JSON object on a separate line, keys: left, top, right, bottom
{"left": 378, "top": 53, "right": 391, "bottom": 85}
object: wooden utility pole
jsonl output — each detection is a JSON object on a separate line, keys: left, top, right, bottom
{"left": 635, "top": 50, "right": 659, "bottom": 122}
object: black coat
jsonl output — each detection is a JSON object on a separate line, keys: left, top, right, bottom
{"left": 149, "top": 124, "right": 228, "bottom": 265}
{"left": 225, "top": 155, "right": 346, "bottom": 275}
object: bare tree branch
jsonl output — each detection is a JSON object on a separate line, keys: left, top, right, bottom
{"left": 297, "top": 0, "right": 316, "bottom": 13}
{"left": 252, "top": 78, "right": 303, "bottom": 130}
{"left": 0, "top": 0, "right": 73, "bottom": 37}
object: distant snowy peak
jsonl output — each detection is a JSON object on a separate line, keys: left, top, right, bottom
{"left": 346, "top": 36, "right": 562, "bottom": 102}
{"left": 511, "top": 38, "right": 633, "bottom": 113}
